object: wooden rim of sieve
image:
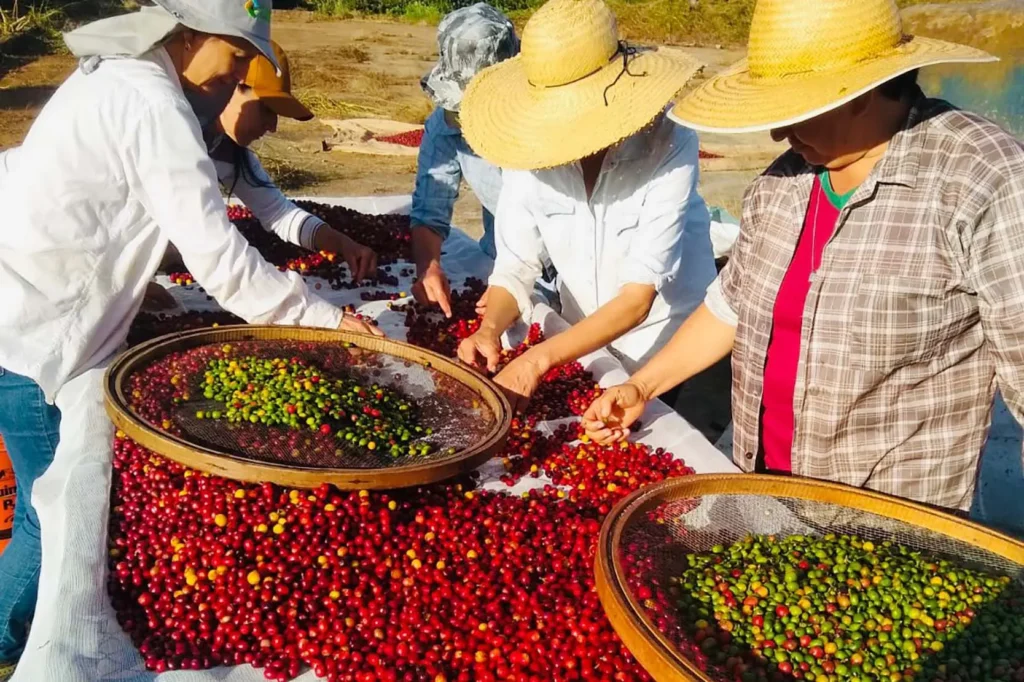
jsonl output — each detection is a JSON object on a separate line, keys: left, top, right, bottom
{"left": 595, "top": 474, "right": 1024, "bottom": 682}
{"left": 104, "top": 325, "right": 512, "bottom": 490}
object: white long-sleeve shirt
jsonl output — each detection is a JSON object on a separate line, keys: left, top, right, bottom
{"left": 0, "top": 48, "right": 342, "bottom": 401}
{"left": 488, "top": 113, "right": 716, "bottom": 371}
{"left": 212, "top": 143, "right": 326, "bottom": 250}
{"left": 3, "top": 143, "right": 327, "bottom": 252}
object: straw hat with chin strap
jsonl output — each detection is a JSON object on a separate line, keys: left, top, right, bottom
{"left": 671, "top": 0, "right": 996, "bottom": 134}
{"left": 460, "top": 0, "right": 702, "bottom": 171}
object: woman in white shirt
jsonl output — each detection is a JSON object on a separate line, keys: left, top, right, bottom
{"left": 454, "top": 0, "right": 715, "bottom": 412}
{"left": 3, "top": 40, "right": 381, "bottom": 314}
{"left": 0, "top": 2, "right": 377, "bottom": 675}
{"left": 150, "top": 39, "right": 379, "bottom": 304}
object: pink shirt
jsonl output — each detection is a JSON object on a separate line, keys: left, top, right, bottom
{"left": 761, "top": 173, "right": 853, "bottom": 472}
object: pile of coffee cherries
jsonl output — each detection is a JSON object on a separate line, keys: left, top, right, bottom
{"left": 110, "top": 271, "right": 709, "bottom": 679}
{"left": 374, "top": 129, "right": 425, "bottom": 148}
{"left": 196, "top": 353, "right": 429, "bottom": 457}
{"left": 399, "top": 279, "right": 487, "bottom": 358}
{"left": 168, "top": 272, "right": 196, "bottom": 286}
{"left": 361, "top": 289, "right": 408, "bottom": 303}
{"left": 281, "top": 251, "right": 341, "bottom": 278}
{"left": 114, "top": 207, "right": 730, "bottom": 680}
{"left": 625, "top": 533, "right": 1024, "bottom": 682}
{"left": 225, "top": 204, "right": 413, "bottom": 286}
{"left": 108, "top": 434, "right": 680, "bottom": 681}
{"left": 500, "top": 432, "right": 692, "bottom": 516}
{"left": 293, "top": 202, "right": 412, "bottom": 267}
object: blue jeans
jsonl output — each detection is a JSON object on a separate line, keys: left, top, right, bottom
{"left": 0, "top": 367, "right": 61, "bottom": 661}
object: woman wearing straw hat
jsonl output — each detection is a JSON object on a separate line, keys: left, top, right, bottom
{"left": 0, "top": 2, "right": 380, "bottom": 677}
{"left": 455, "top": 0, "right": 717, "bottom": 413}
{"left": 144, "top": 39, "right": 379, "bottom": 310}
{"left": 410, "top": 3, "right": 520, "bottom": 318}
{"left": 583, "top": 0, "right": 1024, "bottom": 514}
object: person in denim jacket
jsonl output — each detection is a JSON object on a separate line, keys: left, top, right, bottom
{"left": 410, "top": 3, "right": 518, "bottom": 317}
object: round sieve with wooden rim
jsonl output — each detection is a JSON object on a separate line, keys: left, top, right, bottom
{"left": 596, "top": 475, "right": 1024, "bottom": 682}
{"left": 105, "top": 326, "right": 512, "bottom": 489}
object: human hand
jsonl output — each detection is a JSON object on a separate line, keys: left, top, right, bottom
{"left": 412, "top": 261, "right": 453, "bottom": 318}
{"left": 457, "top": 329, "right": 502, "bottom": 373}
{"left": 581, "top": 381, "right": 648, "bottom": 444}
{"left": 337, "top": 234, "right": 378, "bottom": 283}
{"left": 475, "top": 288, "right": 489, "bottom": 317}
{"left": 493, "top": 350, "right": 547, "bottom": 413}
{"left": 339, "top": 312, "right": 384, "bottom": 337}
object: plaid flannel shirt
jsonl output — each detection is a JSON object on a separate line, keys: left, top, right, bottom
{"left": 704, "top": 96, "right": 1024, "bottom": 511}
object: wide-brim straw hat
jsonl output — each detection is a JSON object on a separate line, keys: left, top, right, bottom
{"left": 671, "top": 0, "right": 996, "bottom": 134}
{"left": 460, "top": 0, "right": 702, "bottom": 171}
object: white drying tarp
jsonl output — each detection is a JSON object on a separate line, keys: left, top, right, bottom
{"left": 15, "top": 196, "right": 735, "bottom": 682}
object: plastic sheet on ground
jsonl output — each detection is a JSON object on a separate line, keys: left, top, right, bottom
{"left": 15, "top": 195, "right": 735, "bottom": 682}
{"left": 319, "top": 119, "right": 423, "bottom": 157}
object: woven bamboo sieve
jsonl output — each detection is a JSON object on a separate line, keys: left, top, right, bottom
{"left": 596, "top": 475, "right": 1024, "bottom": 682}
{"left": 104, "top": 326, "right": 512, "bottom": 490}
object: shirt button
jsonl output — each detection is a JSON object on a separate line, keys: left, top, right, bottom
{"left": 745, "top": 451, "right": 755, "bottom": 460}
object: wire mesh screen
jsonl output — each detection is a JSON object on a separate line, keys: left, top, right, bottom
{"left": 121, "top": 338, "right": 497, "bottom": 471}
{"left": 612, "top": 488, "right": 1024, "bottom": 682}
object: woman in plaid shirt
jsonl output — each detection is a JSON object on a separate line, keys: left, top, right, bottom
{"left": 584, "top": 0, "right": 1024, "bottom": 515}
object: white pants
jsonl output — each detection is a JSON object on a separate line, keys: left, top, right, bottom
{"left": 11, "top": 360, "right": 146, "bottom": 682}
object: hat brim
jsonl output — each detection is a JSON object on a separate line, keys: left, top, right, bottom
{"left": 254, "top": 88, "right": 314, "bottom": 121}
{"left": 461, "top": 48, "right": 702, "bottom": 170}
{"left": 422, "top": 63, "right": 465, "bottom": 112}
{"left": 243, "top": 32, "right": 283, "bottom": 76}
{"left": 153, "top": 0, "right": 282, "bottom": 74}
{"left": 671, "top": 35, "right": 996, "bottom": 134}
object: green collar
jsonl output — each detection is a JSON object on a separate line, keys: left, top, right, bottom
{"left": 818, "top": 169, "right": 857, "bottom": 210}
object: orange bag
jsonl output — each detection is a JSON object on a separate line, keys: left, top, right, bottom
{"left": 0, "top": 436, "right": 14, "bottom": 556}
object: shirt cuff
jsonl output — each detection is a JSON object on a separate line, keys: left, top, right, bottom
{"left": 298, "top": 216, "right": 327, "bottom": 251}
{"left": 617, "top": 260, "right": 674, "bottom": 294}
{"left": 410, "top": 219, "right": 451, "bottom": 241}
{"left": 487, "top": 272, "right": 535, "bottom": 320}
{"left": 296, "top": 298, "right": 345, "bottom": 330}
{"left": 704, "top": 276, "right": 739, "bottom": 327}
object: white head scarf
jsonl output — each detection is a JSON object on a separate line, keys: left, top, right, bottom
{"left": 63, "top": 0, "right": 280, "bottom": 75}
{"left": 64, "top": 3, "right": 180, "bottom": 67}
